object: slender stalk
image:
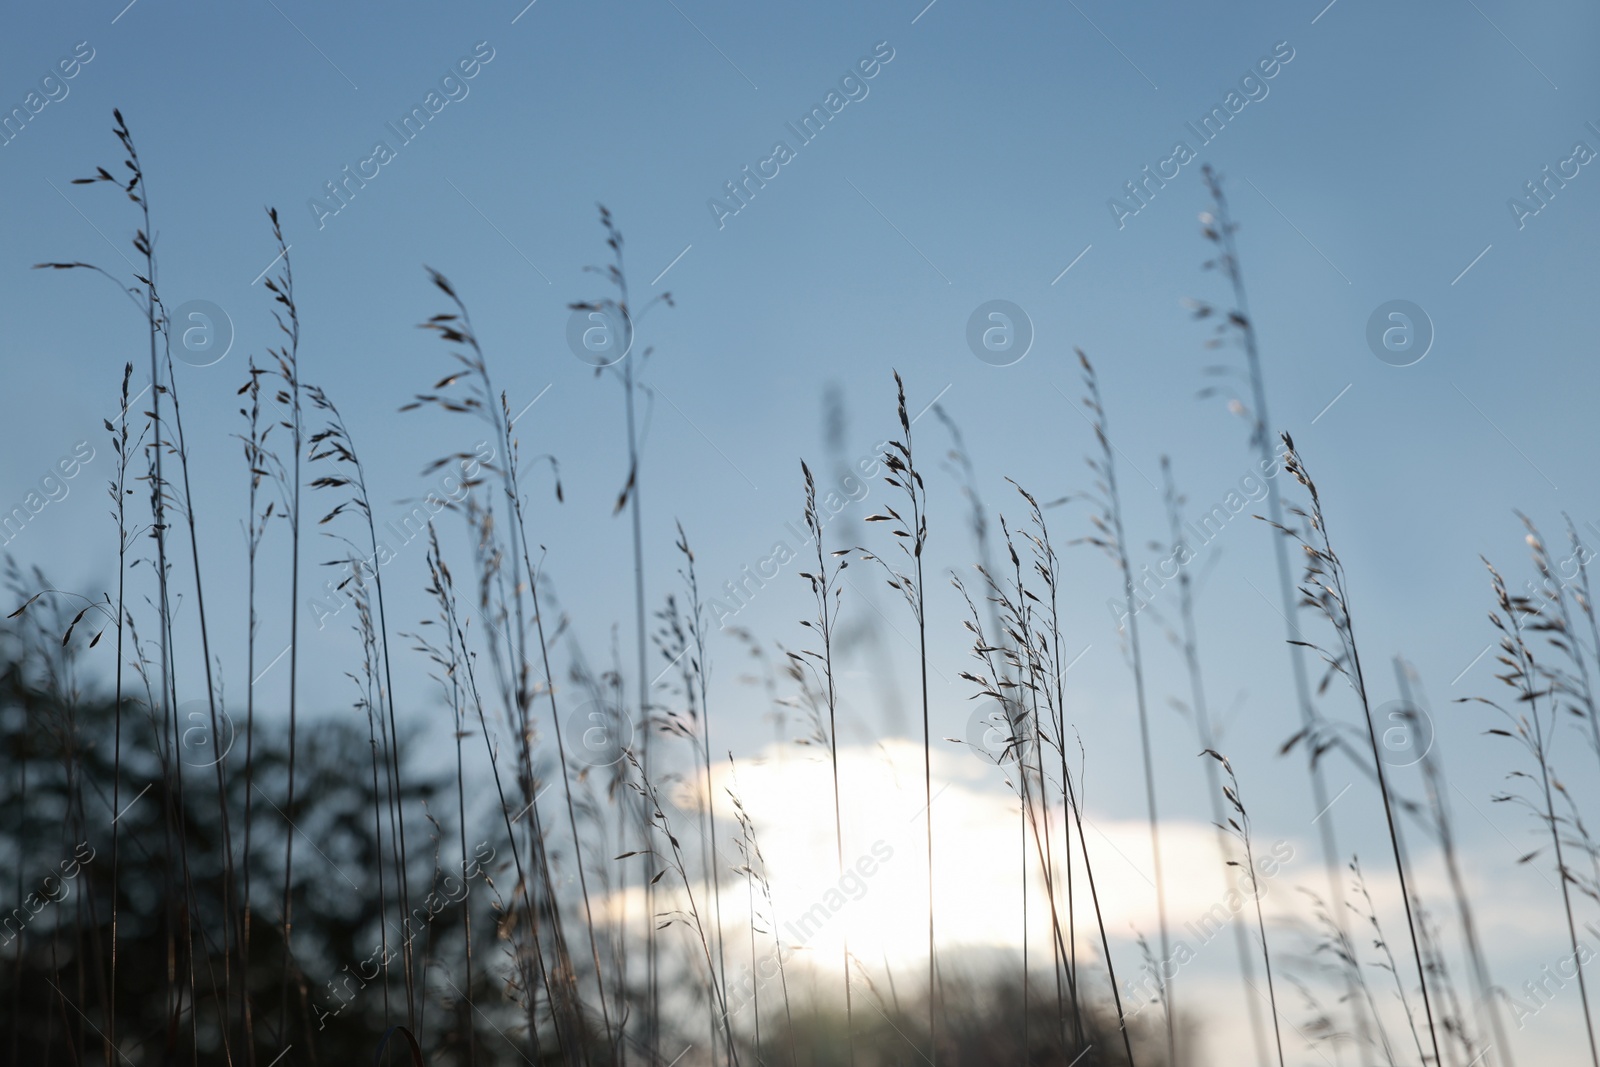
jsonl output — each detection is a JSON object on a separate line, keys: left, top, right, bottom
{"left": 571, "top": 207, "right": 673, "bottom": 1060}
{"left": 411, "top": 275, "right": 582, "bottom": 1058}
{"left": 260, "top": 209, "right": 306, "bottom": 1045}
{"left": 1077, "top": 350, "right": 1173, "bottom": 1064}
{"left": 1396, "top": 657, "right": 1514, "bottom": 1067}
{"left": 800, "top": 464, "right": 855, "bottom": 1064}
{"left": 452, "top": 616, "right": 475, "bottom": 1067}
{"left": 1276, "top": 435, "right": 1442, "bottom": 1066}
{"left": 367, "top": 589, "right": 393, "bottom": 1037}
{"left": 127, "top": 112, "right": 181, "bottom": 1051}
{"left": 999, "top": 488, "right": 1074, "bottom": 1055}
{"left": 623, "top": 314, "right": 654, "bottom": 1063}
{"left": 1568, "top": 515, "right": 1600, "bottom": 764}
{"left": 1197, "top": 166, "right": 1375, "bottom": 1054}
{"left": 434, "top": 530, "right": 552, "bottom": 1063}
{"left": 161, "top": 294, "right": 236, "bottom": 1065}
{"left": 1476, "top": 560, "right": 1599, "bottom": 1066}
{"left": 1000, "top": 519, "right": 1043, "bottom": 1058}
{"left": 1352, "top": 856, "right": 1429, "bottom": 1064}
{"left": 53, "top": 112, "right": 180, "bottom": 1057}
{"left": 110, "top": 362, "right": 133, "bottom": 1061}
{"left": 674, "top": 525, "right": 728, "bottom": 1062}
{"left": 957, "top": 542, "right": 1079, "bottom": 1059}
{"left": 730, "top": 761, "right": 797, "bottom": 1067}
{"left": 360, "top": 451, "right": 411, "bottom": 1030}
{"left": 860, "top": 372, "right": 936, "bottom": 1058}
{"left": 495, "top": 429, "right": 601, "bottom": 1060}
{"left": 1064, "top": 728, "right": 1136, "bottom": 1065}
{"left": 623, "top": 751, "right": 739, "bottom": 1065}
{"left": 129, "top": 118, "right": 175, "bottom": 1047}
{"left": 307, "top": 387, "right": 404, "bottom": 1036}
{"left": 1204, "top": 750, "right": 1285, "bottom": 1067}
{"left": 1028, "top": 496, "right": 1086, "bottom": 1051}
{"left": 233, "top": 357, "right": 279, "bottom": 1067}
{"left": 525, "top": 526, "right": 614, "bottom": 1060}
{"left": 742, "top": 830, "right": 760, "bottom": 1063}
{"left": 1161, "top": 457, "right": 1271, "bottom": 1064}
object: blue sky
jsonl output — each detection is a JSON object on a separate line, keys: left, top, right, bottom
{"left": 2, "top": 0, "right": 1599, "bottom": 1057}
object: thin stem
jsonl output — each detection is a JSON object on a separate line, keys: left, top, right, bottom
{"left": 1162, "top": 457, "right": 1271, "bottom": 1064}
{"left": 1279, "top": 437, "right": 1442, "bottom": 1066}
{"left": 1200, "top": 165, "right": 1372, "bottom": 1053}
{"left": 801, "top": 465, "right": 855, "bottom": 1065}
{"left": 1080, "top": 350, "right": 1171, "bottom": 1064}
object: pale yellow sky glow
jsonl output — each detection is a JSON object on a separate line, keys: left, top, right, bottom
{"left": 603, "top": 740, "right": 1301, "bottom": 1051}
{"left": 593, "top": 738, "right": 1590, "bottom": 1064}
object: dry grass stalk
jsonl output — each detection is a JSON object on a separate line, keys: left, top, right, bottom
{"left": 1159, "top": 456, "right": 1270, "bottom": 1064}
{"left": 1203, "top": 748, "right": 1285, "bottom": 1067}
{"left": 1076, "top": 348, "right": 1170, "bottom": 1065}
{"left": 1271, "top": 432, "right": 1442, "bottom": 1066}
{"left": 1470, "top": 556, "right": 1600, "bottom": 1066}
{"left": 1193, "top": 164, "right": 1371, "bottom": 1053}
{"left": 858, "top": 371, "right": 939, "bottom": 1060}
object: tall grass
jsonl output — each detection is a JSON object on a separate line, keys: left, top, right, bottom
{"left": 1396, "top": 655, "right": 1513, "bottom": 1067}
{"left": 257, "top": 207, "right": 315, "bottom": 1045}
{"left": 409, "top": 266, "right": 589, "bottom": 1059}
{"left": 35, "top": 109, "right": 178, "bottom": 1060}
{"left": 11, "top": 105, "right": 1600, "bottom": 1067}
{"left": 622, "top": 750, "right": 738, "bottom": 1064}
{"left": 571, "top": 205, "right": 675, "bottom": 1064}
{"left": 860, "top": 372, "right": 937, "bottom": 1060}
{"left": 1077, "top": 350, "right": 1172, "bottom": 1064}
{"left": 676, "top": 524, "right": 729, "bottom": 1064}
{"left": 728, "top": 768, "right": 798, "bottom": 1066}
{"left": 1273, "top": 433, "right": 1442, "bottom": 1065}
{"left": 798, "top": 462, "right": 855, "bottom": 1062}
{"left": 1159, "top": 456, "right": 1271, "bottom": 1064}
{"left": 1474, "top": 556, "right": 1600, "bottom": 1066}
{"left": 954, "top": 484, "right": 1134, "bottom": 1065}
{"left": 308, "top": 383, "right": 397, "bottom": 1030}
{"left": 1202, "top": 749, "right": 1284, "bottom": 1066}
{"left": 1193, "top": 165, "right": 1371, "bottom": 1051}
{"left": 238, "top": 355, "right": 275, "bottom": 1064}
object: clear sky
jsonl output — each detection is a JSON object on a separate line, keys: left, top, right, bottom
{"left": 2, "top": 0, "right": 1599, "bottom": 1061}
